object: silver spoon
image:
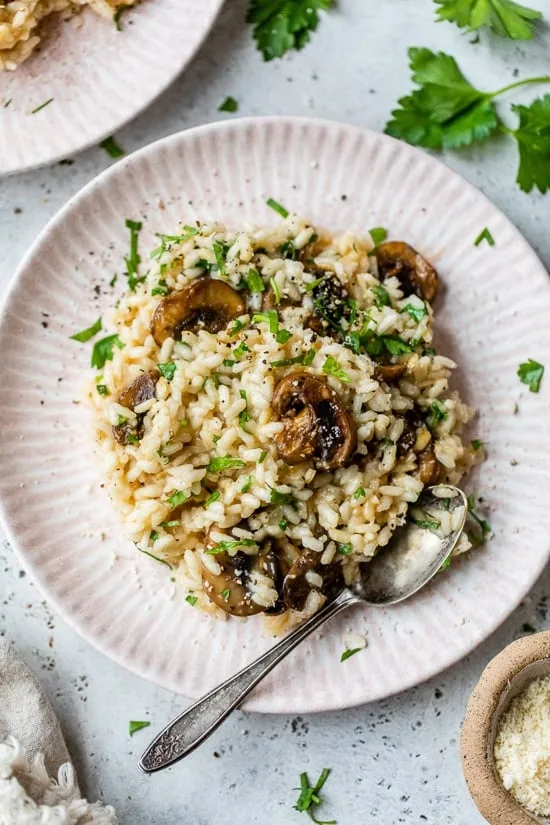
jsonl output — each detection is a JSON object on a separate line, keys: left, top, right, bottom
{"left": 140, "top": 484, "right": 467, "bottom": 773}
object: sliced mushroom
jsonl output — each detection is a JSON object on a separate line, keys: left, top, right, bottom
{"left": 376, "top": 242, "right": 439, "bottom": 303}
{"left": 397, "top": 410, "right": 422, "bottom": 457}
{"left": 150, "top": 279, "right": 245, "bottom": 345}
{"left": 201, "top": 540, "right": 281, "bottom": 617}
{"left": 373, "top": 362, "right": 407, "bottom": 383}
{"left": 417, "top": 447, "right": 443, "bottom": 486}
{"left": 309, "top": 273, "right": 350, "bottom": 334}
{"left": 283, "top": 549, "right": 344, "bottom": 612}
{"left": 272, "top": 371, "right": 357, "bottom": 470}
{"left": 113, "top": 370, "right": 159, "bottom": 445}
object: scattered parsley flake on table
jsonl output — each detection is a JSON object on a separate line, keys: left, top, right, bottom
{"left": 294, "top": 767, "right": 336, "bottom": 825}
{"left": 31, "top": 98, "right": 54, "bottom": 114}
{"left": 340, "top": 648, "right": 362, "bottom": 662}
{"left": 129, "top": 720, "right": 150, "bottom": 736}
{"left": 518, "top": 359, "right": 544, "bottom": 392}
{"left": 247, "top": 0, "right": 334, "bottom": 61}
{"left": 99, "top": 136, "right": 125, "bottom": 158}
{"left": 474, "top": 227, "right": 495, "bottom": 246}
{"left": 219, "top": 96, "right": 239, "bottom": 113}
{"left": 434, "top": 0, "right": 543, "bottom": 40}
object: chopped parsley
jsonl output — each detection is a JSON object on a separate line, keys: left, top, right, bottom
{"left": 440, "top": 555, "right": 452, "bottom": 571}
{"left": 70, "top": 317, "right": 102, "bottom": 343}
{"left": 518, "top": 359, "right": 544, "bottom": 393}
{"left": 269, "top": 486, "right": 295, "bottom": 506}
{"left": 372, "top": 286, "right": 391, "bottom": 308}
{"left": 96, "top": 383, "right": 109, "bottom": 396}
{"left": 239, "top": 388, "right": 252, "bottom": 430}
{"left": 241, "top": 475, "right": 254, "bottom": 493}
{"left": 340, "top": 648, "right": 362, "bottom": 662}
{"left": 233, "top": 341, "right": 251, "bottom": 361}
{"left": 99, "top": 136, "right": 124, "bottom": 159}
{"left": 279, "top": 518, "right": 288, "bottom": 531}
{"left": 150, "top": 530, "right": 159, "bottom": 543}
{"left": 344, "top": 330, "right": 413, "bottom": 358}
{"left": 383, "top": 336, "right": 415, "bottom": 355}
{"left": 159, "top": 520, "right": 180, "bottom": 529}
{"left": 401, "top": 302, "right": 428, "bottom": 323}
{"left": 151, "top": 227, "right": 199, "bottom": 260}
{"left": 212, "top": 240, "right": 228, "bottom": 276}
{"left": 266, "top": 198, "right": 289, "bottom": 218}
{"left": 280, "top": 239, "right": 296, "bottom": 259}
{"left": 252, "top": 310, "right": 291, "bottom": 344}
{"left": 223, "top": 359, "right": 235, "bottom": 368}
{"left": 369, "top": 227, "right": 388, "bottom": 247}
{"left": 230, "top": 319, "right": 247, "bottom": 337}
{"left": 109, "top": 273, "right": 118, "bottom": 288}
{"left": 158, "top": 361, "right": 177, "bottom": 381}
{"left": 259, "top": 450, "right": 268, "bottom": 463}
{"left": 271, "top": 349, "right": 315, "bottom": 368}
{"left": 206, "top": 539, "right": 256, "bottom": 555}
{"left": 467, "top": 493, "right": 491, "bottom": 544}
{"left": 221, "top": 588, "right": 232, "bottom": 602}
{"left": 337, "top": 543, "right": 352, "bottom": 555}
{"left": 31, "top": 98, "right": 53, "bottom": 114}
{"left": 411, "top": 517, "right": 441, "bottom": 530}
{"left": 269, "top": 277, "right": 282, "bottom": 305}
{"left": 207, "top": 456, "right": 246, "bottom": 473}
{"left": 304, "top": 277, "right": 326, "bottom": 292}
{"left": 151, "top": 280, "right": 170, "bottom": 296}
{"left": 137, "top": 548, "right": 173, "bottom": 569}
{"left": 293, "top": 767, "right": 336, "bottom": 825}
{"left": 129, "top": 720, "right": 150, "bottom": 736}
{"left": 471, "top": 439, "right": 484, "bottom": 452}
{"left": 185, "top": 594, "right": 198, "bottom": 607}
{"left": 124, "top": 219, "right": 145, "bottom": 291}
{"left": 353, "top": 487, "right": 366, "bottom": 501}
{"left": 322, "top": 355, "right": 352, "bottom": 384}
{"left": 218, "top": 96, "right": 239, "bottom": 113}
{"left": 91, "top": 334, "right": 124, "bottom": 369}
{"left": 166, "top": 490, "right": 188, "bottom": 507}
{"left": 426, "top": 399, "right": 448, "bottom": 428}
{"left": 474, "top": 227, "right": 495, "bottom": 247}
{"left": 246, "top": 268, "right": 265, "bottom": 293}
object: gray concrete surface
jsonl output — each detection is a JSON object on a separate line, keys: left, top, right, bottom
{"left": 1, "top": 0, "right": 549, "bottom": 822}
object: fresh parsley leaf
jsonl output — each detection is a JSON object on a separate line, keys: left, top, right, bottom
{"left": 241, "top": 475, "right": 254, "bottom": 493}
{"left": 31, "top": 98, "right": 54, "bottom": 114}
{"left": 248, "top": 0, "right": 333, "bottom": 61}
{"left": 401, "top": 302, "right": 428, "bottom": 323}
{"left": 471, "top": 439, "right": 484, "bottom": 451}
{"left": 266, "top": 197, "right": 289, "bottom": 218}
{"left": 383, "top": 336, "right": 414, "bottom": 355}
{"left": 512, "top": 95, "right": 550, "bottom": 194}
{"left": 322, "top": 355, "right": 352, "bottom": 383}
{"left": 212, "top": 240, "right": 228, "bottom": 276}
{"left": 207, "top": 456, "right": 246, "bottom": 473}
{"left": 269, "top": 486, "right": 295, "bottom": 506}
{"left": 427, "top": 399, "right": 448, "bottom": 427}
{"left": 206, "top": 539, "right": 256, "bottom": 554}
{"left": 293, "top": 767, "right": 336, "bottom": 825}
{"left": 219, "top": 96, "right": 239, "bottom": 113}
{"left": 204, "top": 491, "right": 221, "bottom": 508}
{"left": 185, "top": 594, "right": 198, "bottom": 607}
{"left": 158, "top": 361, "right": 177, "bottom": 381}
{"left": 353, "top": 487, "right": 366, "bottom": 500}
{"left": 270, "top": 277, "right": 282, "bottom": 305}
{"left": 99, "top": 136, "right": 124, "bottom": 158}
{"left": 518, "top": 358, "right": 544, "bottom": 392}
{"left": 91, "top": 334, "right": 123, "bottom": 369}
{"left": 151, "top": 280, "right": 170, "bottom": 296}
{"left": 385, "top": 47, "right": 499, "bottom": 151}
{"left": 372, "top": 286, "right": 391, "bottom": 308}
{"left": 129, "top": 720, "right": 150, "bottom": 736}
{"left": 71, "top": 317, "right": 102, "bottom": 343}
{"left": 247, "top": 268, "right": 265, "bottom": 293}
{"left": 340, "top": 648, "right": 362, "bottom": 662}
{"left": 369, "top": 227, "right": 388, "bottom": 247}
{"left": 166, "top": 490, "right": 188, "bottom": 507}
{"left": 434, "top": 0, "right": 542, "bottom": 40}
{"left": 259, "top": 450, "right": 267, "bottom": 463}
{"left": 271, "top": 349, "right": 315, "bottom": 368}
{"left": 474, "top": 227, "right": 495, "bottom": 247}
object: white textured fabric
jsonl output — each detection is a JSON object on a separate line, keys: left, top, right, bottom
{"left": 0, "top": 642, "right": 118, "bottom": 825}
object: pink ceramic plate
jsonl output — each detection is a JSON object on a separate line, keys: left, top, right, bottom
{"left": 1, "top": 117, "right": 549, "bottom": 712}
{"left": 0, "top": 0, "right": 224, "bottom": 175}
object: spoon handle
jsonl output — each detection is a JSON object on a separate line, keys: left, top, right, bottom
{"left": 139, "top": 590, "right": 356, "bottom": 772}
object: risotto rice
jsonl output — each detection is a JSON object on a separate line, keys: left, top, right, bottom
{"left": 84, "top": 210, "right": 478, "bottom": 632}
{"left": 0, "top": 0, "right": 137, "bottom": 70}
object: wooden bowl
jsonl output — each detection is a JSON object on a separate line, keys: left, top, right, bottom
{"left": 461, "top": 631, "right": 550, "bottom": 825}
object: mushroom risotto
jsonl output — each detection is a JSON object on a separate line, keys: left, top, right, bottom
{"left": 0, "top": 0, "right": 137, "bottom": 70}
{"left": 85, "top": 208, "right": 479, "bottom": 632}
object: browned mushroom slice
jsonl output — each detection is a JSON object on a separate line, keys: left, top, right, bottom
{"left": 201, "top": 541, "right": 280, "bottom": 617}
{"left": 417, "top": 448, "right": 443, "bottom": 486}
{"left": 113, "top": 370, "right": 159, "bottom": 445}
{"left": 397, "top": 410, "right": 422, "bottom": 457}
{"left": 283, "top": 549, "right": 344, "bottom": 612}
{"left": 150, "top": 279, "right": 246, "bottom": 345}
{"left": 376, "top": 242, "right": 439, "bottom": 303}
{"left": 273, "top": 371, "right": 357, "bottom": 470}
{"left": 373, "top": 362, "right": 407, "bottom": 383}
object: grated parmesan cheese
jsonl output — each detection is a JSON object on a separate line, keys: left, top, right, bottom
{"left": 494, "top": 675, "right": 550, "bottom": 816}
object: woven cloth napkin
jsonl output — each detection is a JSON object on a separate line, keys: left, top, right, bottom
{"left": 0, "top": 639, "right": 118, "bottom": 825}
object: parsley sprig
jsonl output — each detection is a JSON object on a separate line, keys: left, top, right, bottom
{"left": 518, "top": 359, "right": 544, "bottom": 393}
{"left": 385, "top": 48, "right": 550, "bottom": 193}
{"left": 247, "top": 0, "right": 334, "bottom": 62}
{"left": 434, "top": 0, "right": 542, "bottom": 40}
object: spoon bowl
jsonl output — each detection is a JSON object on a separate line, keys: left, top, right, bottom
{"left": 140, "top": 484, "right": 467, "bottom": 773}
